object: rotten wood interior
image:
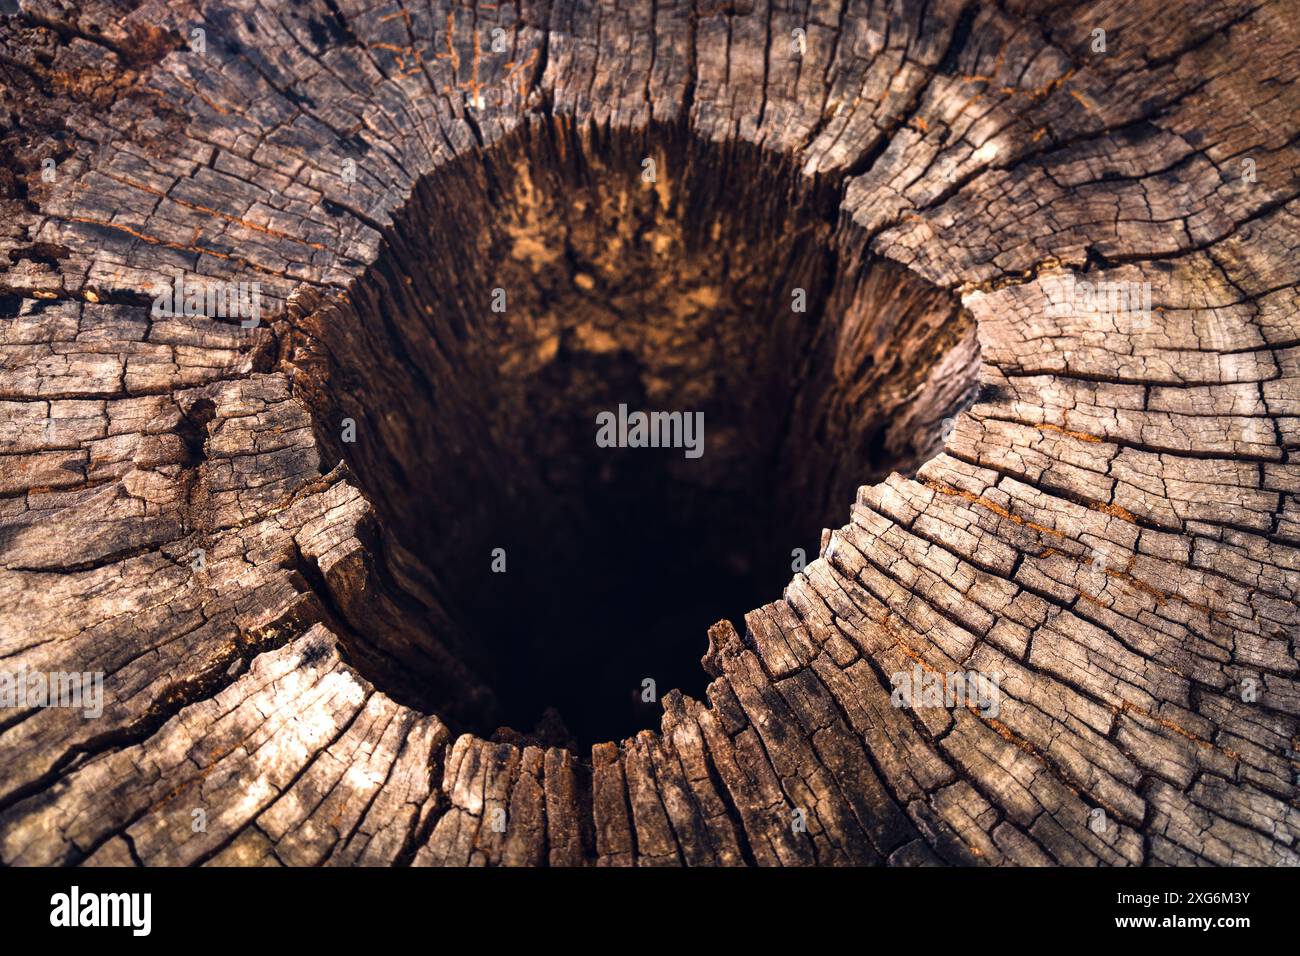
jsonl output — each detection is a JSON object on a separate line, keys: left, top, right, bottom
{"left": 0, "top": 0, "right": 1297, "bottom": 866}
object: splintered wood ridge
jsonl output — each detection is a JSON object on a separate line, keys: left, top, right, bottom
{"left": 0, "top": 0, "right": 1297, "bottom": 868}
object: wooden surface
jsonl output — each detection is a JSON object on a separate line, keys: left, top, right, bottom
{"left": 1, "top": 0, "right": 1298, "bottom": 866}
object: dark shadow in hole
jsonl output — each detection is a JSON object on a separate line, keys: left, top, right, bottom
{"left": 286, "top": 117, "right": 980, "bottom": 747}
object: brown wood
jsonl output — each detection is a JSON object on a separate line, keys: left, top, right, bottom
{"left": 1, "top": 0, "right": 1298, "bottom": 866}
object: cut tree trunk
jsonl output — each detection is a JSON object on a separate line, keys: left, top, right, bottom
{"left": 1, "top": 0, "right": 1298, "bottom": 867}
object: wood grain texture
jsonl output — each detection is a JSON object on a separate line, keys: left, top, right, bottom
{"left": 1, "top": 0, "right": 1298, "bottom": 866}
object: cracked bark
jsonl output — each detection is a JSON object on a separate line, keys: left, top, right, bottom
{"left": 1, "top": 0, "right": 1298, "bottom": 867}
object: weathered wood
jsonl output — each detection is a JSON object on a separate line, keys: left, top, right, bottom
{"left": 1, "top": 0, "right": 1298, "bottom": 867}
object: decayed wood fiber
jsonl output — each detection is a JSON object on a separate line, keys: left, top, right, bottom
{"left": 1, "top": 0, "right": 1298, "bottom": 866}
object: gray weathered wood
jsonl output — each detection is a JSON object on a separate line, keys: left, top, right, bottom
{"left": 1, "top": 0, "right": 1297, "bottom": 866}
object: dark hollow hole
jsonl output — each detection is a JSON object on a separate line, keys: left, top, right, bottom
{"left": 286, "top": 118, "right": 980, "bottom": 747}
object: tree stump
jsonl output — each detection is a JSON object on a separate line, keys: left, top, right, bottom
{"left": 1, "top": 0, "right": 1297, "bottom": 867}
